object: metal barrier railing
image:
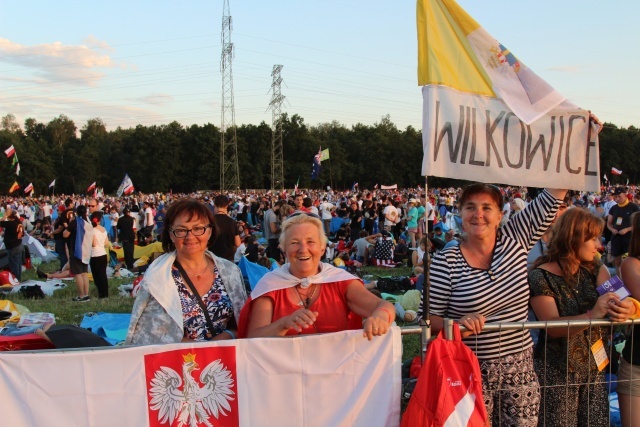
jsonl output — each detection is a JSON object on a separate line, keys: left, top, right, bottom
{"left": 401, "top": 319, "right": 640, "bottom": 427}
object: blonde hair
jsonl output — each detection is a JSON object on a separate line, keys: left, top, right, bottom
{"left": 279, "top": 213, "right": 328, "bottom": 249}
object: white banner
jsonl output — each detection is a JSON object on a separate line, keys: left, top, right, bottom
{"left": 422, "top": 86, "right": 600, "bottom": 191}
{"left": 380, "top": 184, "right": 398, "bottom": 190}
{"left": 0, "top": 329, "right": 401, "bottom": 427}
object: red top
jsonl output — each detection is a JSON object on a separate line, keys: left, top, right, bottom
{"left": 237, "top": 280, "right": 363, "bottom": 337}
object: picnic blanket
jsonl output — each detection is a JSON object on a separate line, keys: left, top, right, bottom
{"left": 79, "top": 312, "right": 132, "bottom": 345}
{"left": 112, "top": 241, "right": 164, "bottom": 260}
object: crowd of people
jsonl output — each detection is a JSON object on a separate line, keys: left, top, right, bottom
{"left": 2, "top": 181, "right": 640, "bottom": 425}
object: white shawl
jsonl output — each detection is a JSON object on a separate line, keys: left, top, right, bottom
{"left": 251, "top": 262, "right": 360, "bottom": 299}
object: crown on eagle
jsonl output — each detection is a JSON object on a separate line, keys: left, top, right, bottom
{"left": 183, "top": 353, "right": 197, "bottom": 363}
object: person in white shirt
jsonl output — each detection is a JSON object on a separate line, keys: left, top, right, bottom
{"left": 109, "top": 207, "right": 119, "bottom": 242}
{"left": 319, "top": 197, "right": 334, "bottom": 236}
{"left": 138, "top": 201, "right": 155, "bottom": 244}
{"left": 382, "top": 199, "right": 399, "bottom": 232}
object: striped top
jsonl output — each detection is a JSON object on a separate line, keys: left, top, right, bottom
{"left": 420, "top": 190, "right": 560, "bottom": 359}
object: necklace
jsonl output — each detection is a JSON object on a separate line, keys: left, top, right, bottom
{"left": 464, "top": 243, "right": 496, "bottom": 280}
{"left": 295, "top": 284, "right": 317, "bottom": 308}
{"left": 182, "top": 259, "right": 210, "bottom": 280}
{"left": 293, "top": 284, "right": 320, "bottom": 334}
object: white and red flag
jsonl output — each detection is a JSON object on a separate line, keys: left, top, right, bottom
{"left": 4, "top": 145, "right": 15, "bottom": 158}
{"left": 611, "top": 167, "right": 623, "bottom": 175}
{"left": 0, "top": 329, "right": 401, "bottom": 426}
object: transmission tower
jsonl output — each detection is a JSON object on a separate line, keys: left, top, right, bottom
{"left": 220, "top": 0, "right": 240, "bottom": 191}
{"left": 269, "top": 65, "right": 285, "bottom": 191}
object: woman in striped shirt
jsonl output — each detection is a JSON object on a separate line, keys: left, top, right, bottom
{"left": 419, "top": 183, "right": 566, "bottom": 426}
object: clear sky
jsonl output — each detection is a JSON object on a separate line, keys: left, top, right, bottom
{"left": 1, "top": 0, "right": 638, "bottom": 132}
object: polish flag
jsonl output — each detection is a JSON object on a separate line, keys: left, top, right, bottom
{"left": 87, "top": 182, "right": 96, "bottom": 192}
{"left": 4, "top": 145, "right": 15, "bottom": 158}
{"left": 611, "top": 167, "right": 623, "bottom": 176}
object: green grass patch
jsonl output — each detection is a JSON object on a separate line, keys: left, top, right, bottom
{"left": 5, "top": 260, "right": 136, "bottom": 325}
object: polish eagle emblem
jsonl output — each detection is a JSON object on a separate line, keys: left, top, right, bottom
{"left": 148, "top": 353, "right": 235, "bottom": 427}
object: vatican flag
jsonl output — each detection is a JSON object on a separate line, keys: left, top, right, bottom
{"left": 417, "top": 0, "right": 600, "bottom": 191}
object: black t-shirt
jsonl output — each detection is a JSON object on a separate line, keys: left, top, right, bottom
{"left": 349, "top": 208, "right": 362, "bottom": 229}
{"left": 0, "top": 218, "right": 22, "bottom": 249}
{"left": 209, "top": 214, "right": 239, "bottom": 262}
{"left": 117, "top": 215, "right": 136, "bottom": 241}
{"left": 609, "top": 202, "right": 640, "bottom": 231}
{"left": 245, "top": 242, "right": 259, "bottom": 263}
{"left": 65, "top": 219, "right": 78, "bottom": 254}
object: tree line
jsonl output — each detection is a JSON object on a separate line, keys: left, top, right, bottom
{"left": 0, "top": 113, "right": 637, "bottom": 195}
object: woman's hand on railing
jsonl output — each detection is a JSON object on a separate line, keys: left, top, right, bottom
{"left": 592, "top": 292, "right": 620, "bottom": 320}
{"left": 607, "top": 296, "right": 636, "bottom": 322}
{"left": 459, "top": 312, "right": 485, "bottom": 337}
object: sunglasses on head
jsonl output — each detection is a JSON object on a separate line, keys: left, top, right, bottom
{"left": 287, "top": 211, "right": 321, "bottom": 220}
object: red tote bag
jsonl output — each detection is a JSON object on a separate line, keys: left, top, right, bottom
{"left": 401, "top": 323, "right": 488, "bottom": 427}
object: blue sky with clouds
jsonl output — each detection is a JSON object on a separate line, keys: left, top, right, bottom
{"left": 1, "top": 0, "right": 638, "bottom": 132}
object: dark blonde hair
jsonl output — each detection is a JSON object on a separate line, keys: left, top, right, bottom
{"left": 533, "top": 208, "right": 604, "bottom": 280}
{"left": 629, "top": 212, "right": 640, "bottom": 258}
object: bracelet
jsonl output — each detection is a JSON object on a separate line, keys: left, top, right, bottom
{"left": 223, "top": 329, "right": 236, "bottom": 340}
{"left": 376, "top": 307, "right": 393, "bottom": 323}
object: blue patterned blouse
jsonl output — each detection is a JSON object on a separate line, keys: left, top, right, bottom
{"left": 172, "top": 264, "right": 233, "bottom": 341}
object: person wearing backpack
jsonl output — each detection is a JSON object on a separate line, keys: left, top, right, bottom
{"left": 0, "top": 207, "right": 24, "bottom": 282}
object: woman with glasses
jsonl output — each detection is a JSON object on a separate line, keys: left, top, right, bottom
{"left": 418, "top": 183, "right": 568, "bottom": 426}
{"left": 238, "top": 211, "right": 394, "bottom": 339}
{"left": 125, "top": 199, "right": 247, "bottom": 345}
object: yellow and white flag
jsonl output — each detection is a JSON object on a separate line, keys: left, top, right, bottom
{"left": 417, "top": 0, "right": 600, "bottom": 191}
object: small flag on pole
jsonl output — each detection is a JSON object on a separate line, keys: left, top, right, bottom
{"left": 294, "top": 177, "right": 300, "bottom": 195}
{"left": 49, "top": 179, "right": 56, "bottom": 188}
{"left": 4, "top": 145, "right": 15, "bottom": 158}
{"left": 603, "top": 174, "right": 608, "bottom": 182}
{"left": 15, "top": 163, "right": 20, "bottom": 176}
{"left": 611, "top": 167, "right": 623, "bottom": 176}
{"left": 374, "top": 184, "right": 378, "bottom": 189}
{"left": 117, "top": 174, "right": 135, "bottom": 197}
{"left": 9, "top": 182, "right": 19, "bottom": 193}
{"left": 320, "top": 148, "right": 330, "bottom": 162}
{"left": 87, "top": 182, "right": 96, "bottom": 192}
{"left": 24, "top": 183, "right": 34, "bottom": 194}
{"left": 311, "top": 148, "right": 322, "bottom": 180}
{"left": 11, "top": 154, "right": 18, "bottom": 167}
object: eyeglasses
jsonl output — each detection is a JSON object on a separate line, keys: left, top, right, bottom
{"left": 169, "top": 224, "right": 211, "bottom": 238}
{"left": 287, "top": 211, "right": 321, "bottom": 220}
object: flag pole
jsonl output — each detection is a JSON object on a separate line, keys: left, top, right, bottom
{"left": 329, "top": 157, "right": 333, "bottom": 190}
{"left": 421, "top": 174, "right": 431, "bottom": 363}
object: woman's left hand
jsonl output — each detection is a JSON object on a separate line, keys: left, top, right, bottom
{"left": 608, "top": 298, "right": 636, "bottom": 322}
{"left": 362, "top": 314, "right": 390, "bottom": 341}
